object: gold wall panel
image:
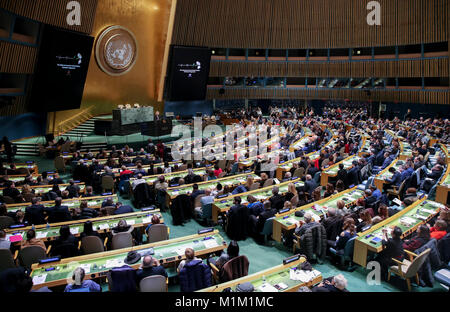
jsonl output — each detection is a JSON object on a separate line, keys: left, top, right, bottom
{"left": 54, "top": 0, "right": 173, "bottom": 124}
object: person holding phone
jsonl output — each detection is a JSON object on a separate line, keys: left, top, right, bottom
{"left": 374, "top": 226, "right": 404, "bottom": 280}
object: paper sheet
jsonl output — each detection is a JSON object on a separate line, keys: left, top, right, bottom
{"left": 142, "top": 217, "right": 152, "bottom": 223}
{"left": 258, "top": 282, "right": 279, "bottom": 292}
{"left": 79, "top": 263, "right": 91, "bottom": 274}
{"left": 32, "top": 274, "right": 47, "bottom": 285}
{"left": 203, "top": 239, "right": 219, "bottom": 248}
{"left": 36, "top": 232, "right": 48, "bottom": 239}
{"left": 98, "top": 224, "right": 109, "bottom": 230}
{"left": 70, "top": 228, "right": 79, "bottom": 235}
{"left": 175, "top": 248, "right": 185, "bottom": 256}
{"left": 126, "top": 220, "right": 135, "bottom": 225}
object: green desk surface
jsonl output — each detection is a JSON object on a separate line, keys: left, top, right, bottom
{"left": 30, "top": 233, "right": 226, "bottom": 286}
{"left": 324, "top": 156, "right": 362, "bottom": 175}
{"left": 6, "top": 211, "right": 162, "bottom": 243}
{"left": 167, "top": 173, "right": 259, "bottom": 197}
{"left": 441, "top": 173, "right": 450, "bottom": 186}
{"left": 213, "top": 179, "right": 305, "bottom": 211}
{"left": 377, "top": 161, "right": 403, "bottom": 180}
{"left": 5, "top": 173, "right": 57, "bottom": 183}
{"left": 1, "top": 184, "right": 85, "bottom": 195}
{"left": 204, "top": 264, "right": 321, "bottom": 292}
{"left": 356, "top": 200, "right": 443, "bottom": 248}
{"left": 6, "top": 195, "right": 118, "bottom": 213}
{"left": 275, "top": 188, "right": 366, "bottom": 227}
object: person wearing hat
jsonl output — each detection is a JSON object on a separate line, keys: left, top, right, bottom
{"left": 64, "top": 267, "right": 101, "bottom": 292}
{"left": 135, "top": 255, "right": 168, "bottom": 285}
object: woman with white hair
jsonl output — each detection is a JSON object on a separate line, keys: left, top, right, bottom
{"left": 312, "top": 274, "right": 349, "bottom": 292}
{"left": 64, "top": 267, "right": 101, "bottom": 292}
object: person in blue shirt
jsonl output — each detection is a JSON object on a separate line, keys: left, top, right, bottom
{"left": 64, "top": 267, "right": 101, "bottom": 292}
{"left": 190, "top": 184, "right": 205, "bottom": 200}
{"left": 383, "top": 167, "right": 402, "bottom": 192}
{"left": 400, "top": 162, "right": 414, "bottom": 182}
{"left": 247, "top": 195, "right": 263, "bottom": 216}
{"left": 369, "top": 184, "right": 381, "bottom": 200}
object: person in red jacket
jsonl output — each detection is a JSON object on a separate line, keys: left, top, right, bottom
{"left": 429, "top": 220, "right": 448, "bottom": 240}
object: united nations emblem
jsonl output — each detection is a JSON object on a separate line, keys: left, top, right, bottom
{"left": 95, "top": 26, "right": 138, "bottom": 76}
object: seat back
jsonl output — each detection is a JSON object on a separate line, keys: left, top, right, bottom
{"left": 2, "top": 196, "right": 15, "bottom": 204}
{"left": 102, "top": 176, "right": 114, "bottom": 190}
{"left": 343, "top": 235, "right": 357, "bottom": 261}
{"left": 0, "top": 248, "right": 16, "bottom": 271}
{"left": 260, "top": 217, "right": 274, "bottom": 235}
{"left": 217, "top": 160, "right": 227, "bottom": 170}
{"left": 201, "top": 203, "right": 212, "bottom": 220}
{"left": 0, "top": 216, "right": 14, "bottom": 229}
{"left": 111, "top": 232, "right": 133, "bottom": 250}
{"left": 218, "top": 172, "right": 226, "bottom": 178}
{"left": 139, "top": 275, "right": 167, "bottom": 292}
{"left": 147, "top": 224, "right": 169, "bottom": 243}
{"left": 404, "top": 248, "right": 431, "bottom": 278}
{"left": 194, "top": 194, "right": 206, "bottom": 209}
{"left": 18, "top": 246, "right": 46, "bottom": 269}
{"left": 313, "top": 171, "right": 321, "bottom": 184}
{"left": 52, "top": 243, "right": 79, "bottom": 259}
{"left": 263, "top": 178, "right": 273, "bottom": 188}
{"left": 81, "top": 236, "right": 105, "bottom": 254}
{"left": 17, "top": 168, "right": 30, "bottom": 175}
{"left": 290, "top": 195, "right": 299, "bottom": 206}
{"left": 220, "top": 255, "right": 249, "bottom": 282}
{"left": 104, "top": 206, "right": 116, "bottom": 215}
{"left": 292, "top": 167, "right": 305, "bottom": 179}
{"left": 249, "top": 182, "right": 260, "bottom": 191}
{"left": 54, "top": 156, "right": 65, "bottom": 172}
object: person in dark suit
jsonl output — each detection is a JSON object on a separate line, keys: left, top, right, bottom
{"left": 135, "top": 255, "right": 168, "bottom": 285}
{"left": 226, "top": 196, "right": 249, "bottom": 241}
{"left": 363, "top": 189, "right": 377, "bottom": 207}
{"left": 269, "top": 186, "right": 284, "bottom": 211}
{"left": 3, "top": 182, "right": 20, "bottom": 201}
{"left": 114, "top": 202, "right": 134, "bottom": 215}
{"left": 312, "top": 274, "right": 349, "bottom": 292}
{"left": 46, "top": 197, "right": 71, "bottom": 223}
{"left": 252, "top": 200, "right": 277, "bottom": 235}
{"left": 336, "top": 164, "right": 348, "bottom": 187}
{"left": 375, "top": 226, "right": 404, "bottom": 280}
{"left": 52, "top": 225, "right": 79, "bottom": 258}
{"left": 65, "top": 180, "right": 80, "bottom": 198}
{"left": 302, "top": 174, "right": 318, "bottom": 196}
{"left": 25, "top": 197, "right": 45, "bottom": 225}
{"left": 346, "top": 161, "right": 360, "bottom": 186}
{"left": 382, "top": 167, "right": 402, "bottom": 192}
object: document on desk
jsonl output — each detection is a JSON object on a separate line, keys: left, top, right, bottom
{"left": 258, "top": 282, "right": 279, "bottom": 292}
{"left": 142, "top": 217, "right": 152, "bottom": 223}
{"left": 70, "top": 227, "right": 79, "bottom": 235}
{"left": 98, "top": 224, "right": 109, "bottom": 230}
{"left": 126, "top": 219, "right": 135, "bottom": 225}
{"left": 203, "top": 239, "right": 219, "bottom": 249}
{"left": 36, "top": 231, "right": 48, "bottom": 239}
{"left": 79, "top": 263, "right": 91, "bottom": 274}
{"left": 32, "top": 274, "right": 47, "bottom": 285}
{"left": 175, "top": 247, "right": 185, "bottom": 256}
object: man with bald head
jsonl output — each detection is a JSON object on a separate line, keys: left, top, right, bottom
{"left": 136, "top": 255, "right": 168, "bottom": 285}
